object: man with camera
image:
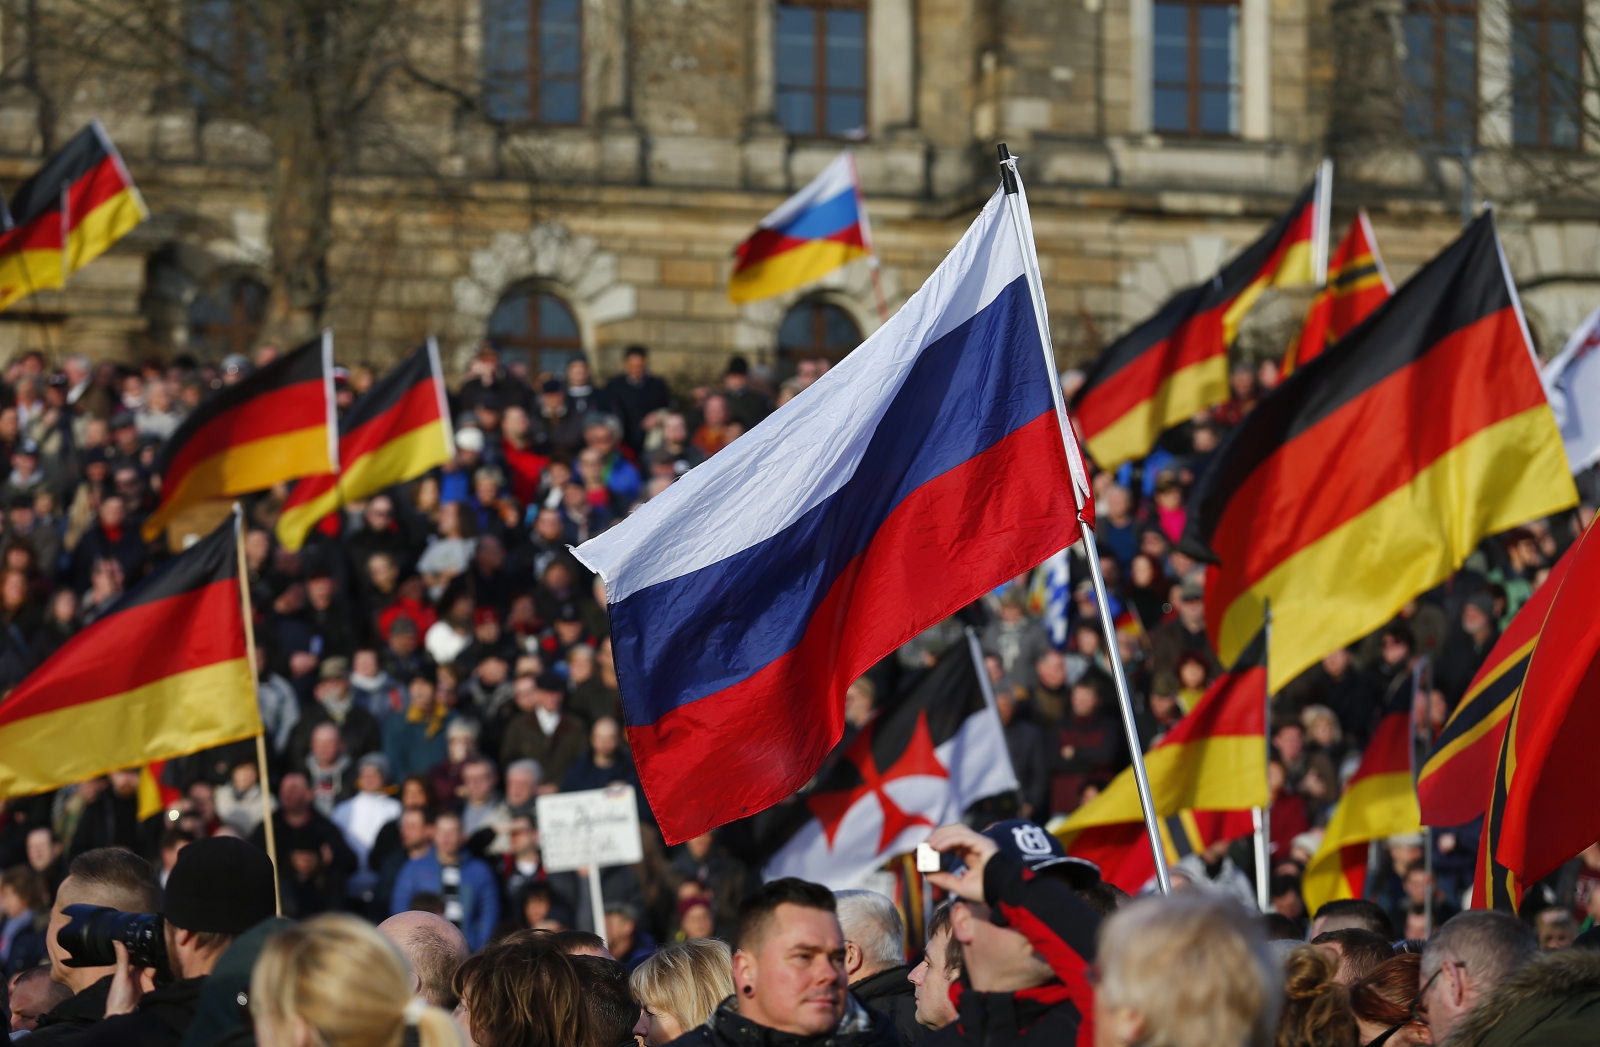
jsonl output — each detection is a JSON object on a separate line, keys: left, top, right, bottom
{"left": 56, "top": 836, "right": 277, "bottom": 1047}
{"left": 30, "top": 848, "right": 161, "bottom": 1044}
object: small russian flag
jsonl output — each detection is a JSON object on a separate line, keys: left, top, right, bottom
{"left": 727, "top": 151, "right": 872, "bottom": 304}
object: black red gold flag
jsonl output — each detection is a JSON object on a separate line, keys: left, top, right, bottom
{"left": 1282, "top": 209, "right": 1392, "bottom": 375}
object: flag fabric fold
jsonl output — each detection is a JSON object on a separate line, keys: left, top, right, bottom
{"left": 1184, "top": 212, "right": 1577, "bottom": 694}
{"left": 0, "top": 119, "right": 147, "bottom": 311}
{"left": 1282, "top": 209, "right": 1392, "bottom": 375}
{"left": 728, "top": 152, "right": 873, "bottom": 304}
{"left": 1302, "top": 688, "right": 1420, "bottom": 916}
{"left": 762, "top": 647, "right": 1018, "bottom": 888}
{"left": 1070, "top": 175, "right": 1325, "bottom": 469}
{"left": 576, "top": 181, "right": 1090, "bottom": 844}
{"left": 275, "top": 338, "right": 453, "bottom": 551}
{"left": 1417, "top": 539, "right": 1577, "bottom": 827}
{"left": 144, "top": 333, "right": 338, "bottom": 541}
{"left": 0, "top": 517, "right": 260, "bottom": 797}
{"left": 1475, "top": 520, "right": 1600, "bottom": 911}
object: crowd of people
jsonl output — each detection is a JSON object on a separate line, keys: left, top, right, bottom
{"left": 0, "top": 343, "right": 1597, "bottom": 1047}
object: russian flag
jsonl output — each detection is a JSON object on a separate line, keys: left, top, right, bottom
{"left": 727, "top": 151, "right": 872, "bottom": 304}
{"left": 576, "top": 183, "right": 1091, "bottom": 843}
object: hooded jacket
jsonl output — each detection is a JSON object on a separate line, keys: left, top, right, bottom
{"left": 671, "top": 992, "right": 901, "bottom": 1047}
{"left": 1441, "top": 947, "right": 1600, "bottom": 1047}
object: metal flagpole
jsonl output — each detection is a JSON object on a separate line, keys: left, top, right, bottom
{"left": 847, "top": 151, "right": 890, "bottom": 323}
{"left": 996, "top": 144, "right": 1171, "bottom": 893}
{"left": 1254, "top": 599, "right": 1273, "bottom": 913}
{"left": 235, "top": 503, "right": 281, "bottom": 916}
{"left": 1412, "top": 654, "right": 1434, "bottom": 936}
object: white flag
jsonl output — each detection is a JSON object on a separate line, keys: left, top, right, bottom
{"left": 1544, "top": 303, "right": 1600, "bottom": 474}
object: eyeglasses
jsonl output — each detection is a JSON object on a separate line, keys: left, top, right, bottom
{"left": 1412, "top": 960, "right": 1462, "bottom": 1025}
{"left": 1364, "top": 1023, "right": 1405, "bottom": 1047}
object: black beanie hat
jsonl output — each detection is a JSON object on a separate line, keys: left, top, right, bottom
{"left": 163, "top": 836, "right": 277, "bottom": 934}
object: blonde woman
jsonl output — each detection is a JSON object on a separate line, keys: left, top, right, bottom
{"left": 251, "top": 913, "right": 461, "bottom": 1047}
{"left": 1095, "top": 891, "right": 1281, "bottom": 1047}
{"left": 629, "top": 938, "right": 736, "bottom": 1046}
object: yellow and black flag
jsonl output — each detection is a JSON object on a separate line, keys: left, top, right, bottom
{"left": 1070, "top": 165, "right": 1329, "bottom": 469}
{"left": 1183, "top": 212, "right": 1577, "bottom": 693}
{"left": 0, "top": 120, "right": 146, "bottom": 310}
{"left": 275, "top": 338, "right": 454, "bottom": 551}
{"left": 0, "top": 516, "right": 259, "bottom": 797}
{"left": 144, "top": 333, "right": 338, "bottom": 541}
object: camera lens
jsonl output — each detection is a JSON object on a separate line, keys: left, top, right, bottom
{"left": 59, "top": 904, "right": 166, "bottom": 971}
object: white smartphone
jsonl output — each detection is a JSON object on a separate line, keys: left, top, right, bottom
{"left": 915, "top": 842, "right": 940, "bottom": 873}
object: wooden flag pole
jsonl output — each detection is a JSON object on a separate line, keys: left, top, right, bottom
{"left": 996, "top": 143, "right": 1171, "bottom": 894}
{"left": 234, "top": 504, "right": 281, "bottom": 915}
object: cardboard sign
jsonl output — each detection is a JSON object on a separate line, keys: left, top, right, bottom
{"left": 535, "top": 785, "right": 644, "bottom": 872}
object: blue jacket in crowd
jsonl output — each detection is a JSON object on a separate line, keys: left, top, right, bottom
{"left": 390, "top": 848, "right": 500, "bottom": 951}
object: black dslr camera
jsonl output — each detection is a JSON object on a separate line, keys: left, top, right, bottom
{"left": 58, "top": 904, "right": 166, "bottom": 970}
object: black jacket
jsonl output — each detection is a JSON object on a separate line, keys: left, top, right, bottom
{"left": 73, "top": 976, "right": 205, "bottom": 1047}
{"left": 921, "top": 855, "right": 1101, "bottom": 1047}
{"left": 670, "top": 993, "right": 901, "bottom": 1047}
{"left": 852, "top": 966, "right": 925, "bottom": 1045}
{"left": 27, "top": 974, "right": 114, "bottom": 1044}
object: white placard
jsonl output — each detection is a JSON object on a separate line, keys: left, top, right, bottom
{"left": 535, "top": 785, "right": 644, "bottom": 873}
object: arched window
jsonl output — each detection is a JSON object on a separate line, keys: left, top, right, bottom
{"left": 487, "top": 285, "right": 583, "bottom": 376}
{"left": 189, "top": 275, "right": 268, "bottom": 359}
{"left": 482, "top": 0, "right": 583, "bottom": 124}
{"left": 778, "top": 299, "right": 861, "bottom": 365}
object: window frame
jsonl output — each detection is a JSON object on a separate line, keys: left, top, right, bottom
{"left": 777, "top": 298, "right": 863, "bottom": 366}
{"left": 1403, "top": 0, "right": 1481, "bottom": 146}
{"left": 774, "top": 0, "right": 871, "bottom": 140}
{"left": 487, "top": 285, "right": 585, "bottom": 378}
{"left": 1150, "top": 0, "right": 1242, "bottom": 139}
{"left": 189, "top": 275, "right": 269, "bottom": 360}
{"left": 482, "top": 0, "right": 585, "bottom": 127}
{"left": 1510, "top": 0, "right": 1584, "bottom": 151}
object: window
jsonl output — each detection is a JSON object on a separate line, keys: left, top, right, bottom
{"left": 482, "top": 0, "right": 583, "bottom": 125}
{"left": 1404, "top": 0, "right": 1478, "bottom": 144}
{"left": 778, "top": 300, "right": 861, "bottom": 366}
{"left": 189, "top": 275, "right": 268, "bottom": 359}
{"left": 1513, "top": 0, "right": 1582, "bottom": 149}
{"left": 188, "top": 0, "right": 266, "bottom": 105}
{"left": 1151, "top": 0, "right": 1240, "bottom": 136}
{"left": 487, "top": 286, "right": 583, "bottom": 376}
{"left": 776, "top": 0, "right": 868, "bottom": 138}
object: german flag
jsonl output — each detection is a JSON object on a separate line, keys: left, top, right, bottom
{"left": 1056, "top": 635, "right": 1267, "bottom": 881}
{"left": 144, "top": 333, "right": 338, "bottom": 541}
{"left": 1302, "top": 690, "right": 1419, "bottom": 915}
{"left": 1475, "top": 520, "right": 1600, "bottom": 912}
{"left": 1417, "top": 539, "right": 1577, "bottom": 827}
{"left": 1282, "top": 210, "right": 1392, "bottom": 376}
{"left": 1070, "top": 165, "right": 1329, "bottom": 469}
{"left": 0, "top": 120, "right": 147, "bottom": 311}
{"left": 1184, "top": 213, "right": 1577, "bottom": 694}
{"left": 0, "top": 516, "right": 260, "bottom": 798}
{"left": 275, "top": 338, "right": 453, "bottom": 552}
{"left": 1064, "top": 808, "right": 1256, "bottom": 895}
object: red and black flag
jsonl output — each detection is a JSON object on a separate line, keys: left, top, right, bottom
{"left": 1070, "top": 167, "right": 1328, "bottom": 469}
{"left": 275, "top": 338, "right": 453, "bottom": 551}
{"left": 1282, "top": 209, "right": 1393, "bottom": 375}
{"left": 0, "top": 120, "right": 146, "bottom": 310}
{"left": 759, "top": 643, "right": 1018, "bottom": 889}
{"left": 1475, "top": 520, "right": 1600, "bottom": 912}
{"left": 0, "top": 515, "right": 260, "bottom": 797}
{"left": 144, "top": 333, "right": 338, "bottom": 541}
{"left": 1183, "top": 212, "right": 1577, "bottom": 695}
{"left": 1417, "top": 539, "right": 1577, "bottom": 827}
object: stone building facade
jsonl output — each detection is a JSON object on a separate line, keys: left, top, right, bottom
{"left": 1, "top": 0, "right": 1598, "bottom": 380}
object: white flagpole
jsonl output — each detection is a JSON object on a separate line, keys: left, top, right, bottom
{"left": 1254, "top": 599, "right": 1273, "bottom": 913}
{"left": 996, "top": 144, "right": 1171, "bottom": 894}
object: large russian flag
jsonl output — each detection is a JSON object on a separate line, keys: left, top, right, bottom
{"left": 577, "top": 185, "right": 1091, "bottom": 843}
{"left": 727, "top": 151, "right": 872, "bottom": 304}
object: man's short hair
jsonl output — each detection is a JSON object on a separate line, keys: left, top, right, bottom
{"left": 63, "top": 847, "right": 161, "bottom": 914}
{"left": 570, "top": 954, "right": 638, "bottom": 1046}
{"left": 380, "top": 912, "right": 470, "bottom": 1010}
{"left": 552, "top": 930, "right": 608, "bottom": 955}
{"left": 1312, "top": 928, "right": 1394, "bottom": 982}
{"left": 1422, "top": 910, "right": 1538, "bottom": 991}
{"left": 1312, "top": 899, "right": 1394, "bottom": 938}
{"left": 735, "top": 878, "right": 837, "bottom": 953}
{"left": 926, "top": 901, "right": 962, "bottom": 974}
{"left": 834, "top": 890, "right": 905, "bottom": 973}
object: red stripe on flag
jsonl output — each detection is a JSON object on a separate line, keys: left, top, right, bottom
{"left": 161, "top": 379, "right": 330, "bottom": 495}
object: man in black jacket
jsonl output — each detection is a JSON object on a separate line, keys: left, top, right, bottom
{"left": 836, "top": 889, "right": 924, "bottom": 1044}
{"left": 602, "top": 346, "right": 672, "bottom": 456}
{"left": 671, "top": 877, "right": 899, "bottom": 1047}
{"left": 30, "top": 848, "right": 162, "bottom": 1045}
{"left": 920, "top": 821, "right": 1103, "bottom": 1047}
{"left": 75, "top": 837, "right": 277, "bottom": 1047}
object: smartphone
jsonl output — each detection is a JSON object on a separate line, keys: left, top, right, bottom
{"left": 915, "top": 842, "right": 940, "bottom": 873}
